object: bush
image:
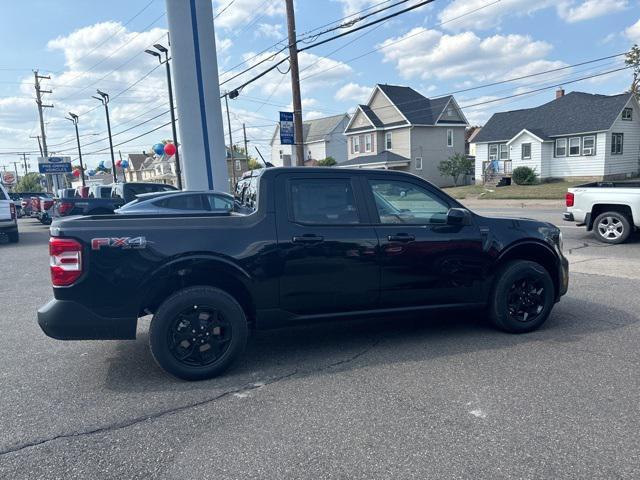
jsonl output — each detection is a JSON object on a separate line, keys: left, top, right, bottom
{"left": 512, "top": 166, "right": 538, "bottom": 185}
{"left": 317, "top": 156, "right": 337, "bottom": 167}
{"left": 438, "top": 153, "right": 474, "bottom": 186}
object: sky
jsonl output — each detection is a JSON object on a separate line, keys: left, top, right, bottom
{"left": 0, "top": 0, "right": 639, "bottom": 172}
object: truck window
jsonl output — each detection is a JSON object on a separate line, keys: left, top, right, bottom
{"left": 234, "top": 177, "right": 258, "bottom": 212}
{"left": 369, "top": 180, "right": 449, "bottom": 224}
{"left": 156, "top": 194, "right": 205, "bottom": 210}
{"left": 289, "top": 178, "right": 359, "bottom": 225}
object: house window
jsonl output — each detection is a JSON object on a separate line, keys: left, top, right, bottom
{"left": 611, "top": 133, "right": 624, "bottom": 155}
{"left": 521, "top": 143, "right": 531, "bottom": 159}
{"left": 622, "top": 108, "right": 632, "bottom": 121}
{"left": 555, "top": 138, "right": 567, "bottom": 157}
{"left": 447, "top": 107, "right": 454, "bottom": 117}
{"left": 447, "top": 129, "right": 453, "bottom": 147}
{"left": 385, "top": 132, "right": 392, "bottom": 150}
{"left": 415, "top": 157, "right": 423, "bottom": 170}
{"left": 353, "top": 136, "right": 360, "bottom": 153}
{"left": 499, "top": 143, "right": 508, "bottom": 160}
{"left": 489, "top": 144, "right": 499, "bottom": 161}
{"left": 569, "top": 137, "right": 581, "bottom": 156}
{"left": 365, "top": 134, "right": 372, "bottom": 152}
{"left": 582, "top": 136, "right": 595, "bottom": 156}
{"left": 235, "top": 160, "right": 241, "bottom": 171}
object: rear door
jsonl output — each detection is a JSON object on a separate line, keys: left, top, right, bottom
{"left": 362, "top": 175, "right": 489, "bottom": 308}
{"left": 275, "top": 173, "right": 379, "bottom": 315}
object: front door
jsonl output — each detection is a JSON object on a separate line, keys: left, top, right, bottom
{"left": 275, "top": 174, "right": 379, "bottom": 315}
{"left": 362, "top": 176, "right": 489, "bottom": 308}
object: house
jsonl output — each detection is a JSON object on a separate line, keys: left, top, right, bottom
{"left": 466, "top": 126, "right": 481, "bottom": 156}
{"left": 226, "top": 146, "right": 250, "bottom": 185}
{"left": 270, "top": 113, "right": 350, "bottom": 166}
{"left": 124, "top": 153, "right": 147, "bottom": 183}
{"left": 340, "top": 84, "right": 469, "bottom": 187}
{"left": 472, "top": 89, "right": 640, "bottom": 184}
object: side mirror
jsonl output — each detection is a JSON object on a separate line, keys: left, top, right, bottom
{"left": 446, "top": 207, "right": 472, "bottom": 226}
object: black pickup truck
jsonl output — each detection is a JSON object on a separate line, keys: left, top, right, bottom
{"left": 54, "top": 182, "right": 177, "bottom": 217}
{"left": 38, "top": 168, "right": 568, "bottom": 380}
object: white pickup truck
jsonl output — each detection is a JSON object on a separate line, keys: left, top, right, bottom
{"left": 0, "top": 183, "right": 19, "bottom": 243}
{"left": 564, "top": 181, "right": 640, "bottom": 244}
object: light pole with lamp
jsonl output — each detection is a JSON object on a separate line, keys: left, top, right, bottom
{"left": 65, "top": 112, "right": 86, "bottom": 187}
{"left": 145, "top": 43, "right": 182, "bottom": 189}
{"left": 92, "top": 89, "right": 117, "bottom": 183}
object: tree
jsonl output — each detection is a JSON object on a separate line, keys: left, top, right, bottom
{"left": 317, "top": 156, "right": 337, "bottom": 167}
{"left": 437, "top": 153, "right": 474, "bottom": 186}
{"left": 14, "top": 173, "right": 44, "bottom": 193}
{"left": 625, "top": 44, "right": 640, "bottom": 98}
{"left": 247, "top": 158, "right": 262, "bottom": 170}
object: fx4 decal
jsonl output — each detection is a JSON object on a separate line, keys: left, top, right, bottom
{"left": 91, "top": 236, "right": 147, "bottom": 250}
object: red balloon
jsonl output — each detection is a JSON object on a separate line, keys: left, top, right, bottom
{"left": 72, "top": 169, "right": 80, "bottom": 177}
{"left": 115, "top": 159, "right": 122, "bottom": 167}
{"left": 164, "top": 143, "right": 176, "bottom": 156}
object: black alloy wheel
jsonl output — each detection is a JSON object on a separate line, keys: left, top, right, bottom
{"left": 506, "top": 277, "right": 546, "bottom": 323}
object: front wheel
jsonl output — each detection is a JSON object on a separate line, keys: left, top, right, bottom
{"left": 149, "top": 286, "right": 248, "bottom": 381}
{"left": 488, "top": 260, "right": 555, "bottom": 333}
{"left": 593, "top": 211, "right": 631, "bottom": 244}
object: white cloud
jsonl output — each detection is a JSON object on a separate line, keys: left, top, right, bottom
{"left": 255, "top": 23, "right": 283, "bottom": 39}
{"left": 333, "top": 0, "right": 379, "bottom": 16}
{"left": 626, "top": 18, "right": 640, "bottom": 43}
{"left": 438, "top": 0, "right": 627, "bottom": 31}
{"left": 335, "top": 82, "right": 372, "bottom": 103}
{"left": 557, "top": 0, "right": 628, "bottom": 23}
{"left": 377, "top": 28, "right": 556, "bottom": 83}
{"left": 213, "top": 0, "right": 285, "bottom": 30}
{"left": 304, "top": 111, "right": 326, "bottom": 120}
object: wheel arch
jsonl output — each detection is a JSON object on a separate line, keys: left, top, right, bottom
{"left": 588, "top": 204, "right": 633, "bottom": 230}
{"left": 496, "top": 240, "right": 561, "bottom": 298}
{"left": 138, "top": 254, "right": 255, "bottom": 321}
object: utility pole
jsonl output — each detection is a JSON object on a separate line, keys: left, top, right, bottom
{"left": 21, "top": 153, "right": 29, "bottom": 174}
{"left": 224, "top": 93, "right": 236, "bottom": 188}
{"left": 92, "top": 90, "right": 117, "bottom": 183}
{"left": 285, "top": 0, "right": 305, "bottom": 166}
{"left": 118, "top": 150, "right": 127, "bottom": 183}
{"left": 66, "top": 113, "right": 85, "bottom": 187}
{"left": 12, "top": 161, "right": 20, "bottom": 181}
{"left": 34, "top": 70, "right": 54, "bottom": 189}
{"left": 30, "top": 135, "right": 43, "bottom": 157}
{"left": 242, "top": 123, "right": 249, "bottom": 167}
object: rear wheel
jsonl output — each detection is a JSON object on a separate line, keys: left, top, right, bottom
{"left": 7, "top": 231, "right": 19, "bottom": 243}
{"left": 149, "top": 286, "right": 248, "bottom": 381}
{"left": 488, "top": 260, "right": 555, "bottom": 333}
{"left": 593, "top": 211, "right": 631, "bottom": 244}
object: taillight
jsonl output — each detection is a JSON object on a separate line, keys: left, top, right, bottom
{"left": 565, "top": 192, "right": 574, "bottom": 207}
{"left": 49, "top": 237, "right": 83, "bottom": 286}
{"left": 58, "top": 201, "right": 74, "bottom": 215}
{"left": 10, "top": 203, "right": 16, "bottom": 220}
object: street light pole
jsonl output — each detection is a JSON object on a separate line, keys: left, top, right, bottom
{"left": 66, "top": 113, "right": 85, "bottom": 187}
{"left": 145, "top": 44, "right": 183, "bottom": 189}
{"left": 92, "top": 90, "right": 117, "bottom": 183}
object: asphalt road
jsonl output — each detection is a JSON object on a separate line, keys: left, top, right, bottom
{"left": 1, "top": 210, "right": 639, "bottom": 479}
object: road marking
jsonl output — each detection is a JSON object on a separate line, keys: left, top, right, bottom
{"left": 469, "top": 409, "right": 487, "bottom": 419}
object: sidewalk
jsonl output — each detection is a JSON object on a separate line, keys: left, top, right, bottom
{"left": 458, "top": 198, "right": 564, "bottom": 210}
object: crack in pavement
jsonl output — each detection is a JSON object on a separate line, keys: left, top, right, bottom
{"left": 0, "top": 338, "right": 382, "bottom": 458}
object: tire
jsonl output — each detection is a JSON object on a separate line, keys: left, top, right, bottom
{"left": 593, "top": 211, "right": 631, "bottom": 244}
{"left": 149, "top": 286, "right": 248, "bottom": 381}
{"left": 7, "top": 231, "right": 19, "bottom": 243}
{"left": 488, "top": 260, "right": 555, "bottom": 334}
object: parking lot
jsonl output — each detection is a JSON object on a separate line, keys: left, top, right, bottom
{"left": 1, "top": 206, "right": 639, "bottom": 479}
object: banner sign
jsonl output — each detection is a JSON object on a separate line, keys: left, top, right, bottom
{"left": 279, "top": 111, "right": 294, "bottom": 145}
{"left": 38, "top": 156, "right": 72, "bottom": 174}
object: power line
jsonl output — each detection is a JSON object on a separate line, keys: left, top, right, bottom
{"left": 214, "top": 0, "right": 236, "bottom": 19}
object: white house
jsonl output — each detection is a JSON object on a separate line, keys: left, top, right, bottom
{"left": 270, "top": 113, "right": 350, "bottom": 166}
{"left": 472, "top": 89, "right": 640, "bottom": 184}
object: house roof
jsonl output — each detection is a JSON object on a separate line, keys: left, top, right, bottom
{"left": 473, "top": 91, "right": 634, "bottom": 143}
{"left": 377, "top": 84, "right": 454, "bottom": 125}
{"left": 126, "top": 153, "right": 148, "bottom": 171}
{"left": 358, "top": 105, "right": 384, "bottom": 128}
{"left": 339, "top": 150, "right": 410, "bottom": 167}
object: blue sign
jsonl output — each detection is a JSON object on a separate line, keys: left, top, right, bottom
{"left": 279, "top": 111, "right": 294, "bottom": 145}
{"left": 39, "top": 163, "right": 72, "bottom": 174}
{"left": 48, "top": 156, "right": 64, "bottom": 163}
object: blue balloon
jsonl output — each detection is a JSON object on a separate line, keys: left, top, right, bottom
{"left": 121, "top": 159, "right": 129, "bottom": 169}
{"left": 153, "top": 143, "right": 165, "bottom": 156}
{"left": 87, "top": 169, "right": 96, "bottom": 176}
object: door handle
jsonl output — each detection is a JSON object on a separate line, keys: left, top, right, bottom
{"left": 387, "top": 234, "right": 415, "bottom": 242}
{"left": 292, "top": 235, "right": 324, "bottom": 244}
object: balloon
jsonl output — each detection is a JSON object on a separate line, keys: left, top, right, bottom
{"left": 115, "top": 159, "right": 122, "bottom": 167}
{"left": 153, "top": 143, "right": 165, "bottom": 156}
{"left": 87, "top": 170, "right": 95, "bottom": 176}
{"left": 121, "top": 160, "right": 129, "bottom": 169}
{"left": 104, "top": 160, "right": 112, "bottom": 168}
{"left": 72, "top": 170, "right": 80, "bottom": 177}
{"left": 164, "top": 143, "right": 176, "bottom": 156}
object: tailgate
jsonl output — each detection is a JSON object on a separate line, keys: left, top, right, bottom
{"left": 0, "top": 201, "right": 11, "bottom": 221}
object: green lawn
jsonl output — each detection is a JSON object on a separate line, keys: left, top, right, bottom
{"left": 442, "top": 181, "right": 584, "bottom": 200}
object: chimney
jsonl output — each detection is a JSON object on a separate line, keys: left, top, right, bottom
{"left": 556, "top": 87, "right": 565, "bottom": 99}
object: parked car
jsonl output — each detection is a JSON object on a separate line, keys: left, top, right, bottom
{"left": 57, "top": 188, "right": 76, "bottom": 199}
{"left": 115, "top": 191, "right": 235, "bottom": 215}
{"left": 0, "top": 183, "right": 18, "bottom": 242}
{"left": 8, "top": 193, "right": 23, "bottom": 218}
{"left": 564, "top": 181, "right": 640, "bottom": 244}
{"left": 30, "top": 194, "right": 54, "bottom": 223}
{"left": 53, "top": 182, "right": 178, "bottom": 218}
{"left": 17, "top": 192, "right": 43, "bottom": 217}
{"left": 38, "top": 168, "right": 568, "bottom": 381}
{"left": 88, "top": 185, "right": 112, "bottom": 199}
